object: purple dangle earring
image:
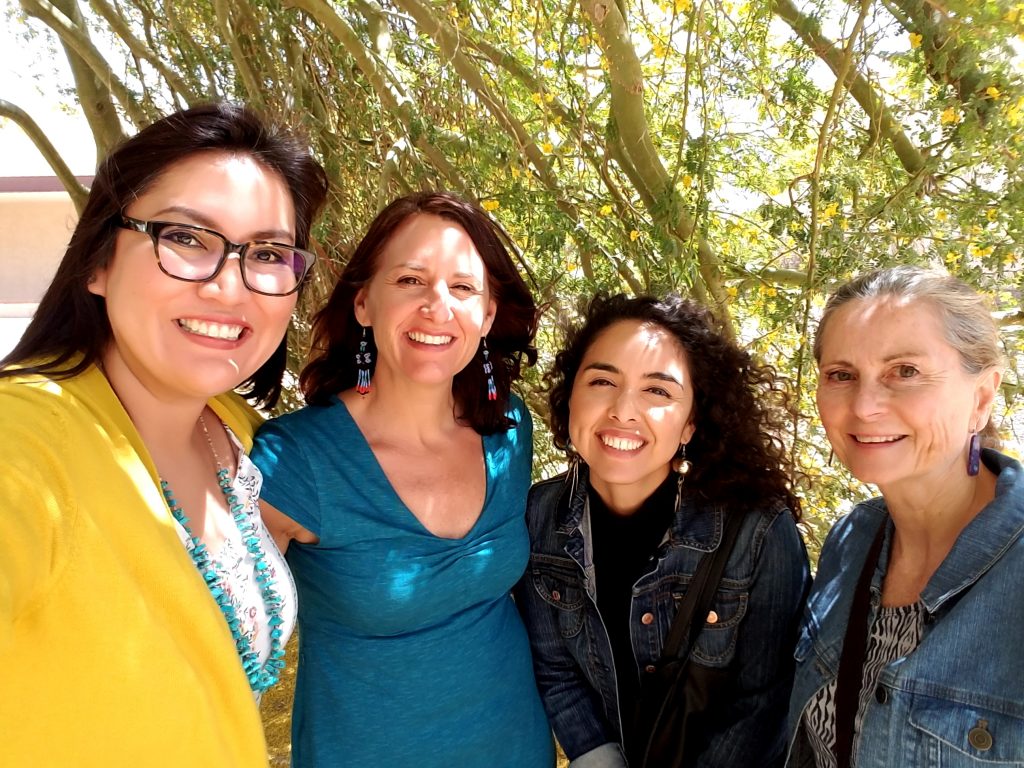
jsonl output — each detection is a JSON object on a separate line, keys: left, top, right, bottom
{"left": 967, "top": 432, "right": 981, "bottom": 476}
{"left": 482, "top": 337, "right": 497, "bottom": 401}
{"left": 356, "top": 326, "right": 372, "bottom": 395}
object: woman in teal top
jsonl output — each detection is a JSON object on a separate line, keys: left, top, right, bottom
{"left": 251, "top": 192, "right": 553, "bottom": 767}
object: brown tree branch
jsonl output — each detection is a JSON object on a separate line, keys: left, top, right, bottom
{"left": 21, "top": 0, "right": 148, "bottom": 139}
{"left": 773, "top": 0, "right": 928, "bottom": 177}
{"left": 0, "top": 99, "right": 90, "bottom": 213}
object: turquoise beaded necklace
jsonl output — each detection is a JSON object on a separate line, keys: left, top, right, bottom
{"left": 160, "top": 414, "right": 286, "bottom": 694}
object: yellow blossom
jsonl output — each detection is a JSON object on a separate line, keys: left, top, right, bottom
{"left": 935, "top": 209, "right": 949, "bottom": 222}
{"left": 652, "top": 39, "right": 669, "bottom": 59}
{"left": 531, "top": 92, "right": 543, "bottom": 106}
{"left": 544, "top": 93, "right": 554, "bottom": 103}
{"left": 1007, "top": 7, "right": 1019, "bottom": 23}
{"left": 726, "top": 285, "right": 739, "bottom": 300}
{"left": 986, "top": 86, "right": 1001, "bottom": 100}
{"left": 788, "top": 220, "right": 802, "bottom": 233}
{"left": 553, "top": 115, "right": 563, "bottom": 125}
{"left": 674, "top": 0, "right": 692, "bottom": 12}
{"left": 1004, "top": 252, "right": 1018, "bottom": 266}
{"left": 511, "top": 166, "right": 521, "bottom": 179}
{"left": 940, "top": 107, "right": 961, "bottom": 125}
{"left": 629, "top": 229, "right": 640, "bottom": 241}
{"left": 599, "top": 204, "right": 613, "bottom": 216}
{"left": 760, "top": 285, "right": 777, "bottom": 297}
{"left": 541, "top": 141, "right": 554, "bottom": 154}
{"left": 839, "top": 218, "right": 849, "bottom": 231}
{"left": 681, "top": 173, "right": 694, "bottom": 188}
{"left": 543, "top": 60, "right": 555, "bottom": 70}
{"left": 908, "top": 32, "right": 923, "bottom": 49}
{"left": 1006, "top": 97, "right": 1024, "bottom": 127}
{"left": 580, "top": 34, "right": 591, "bottom": 47}
{"left": 821, "top": 202, "right": 839, "bottom": 221}
{"left": 987, "top": 208, "right": 998, "bottom": 222}
{"left": 481, "top": 199, "right": 500, "bottom": 212}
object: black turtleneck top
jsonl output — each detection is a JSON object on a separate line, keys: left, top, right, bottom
{"left": 588, "top": 471, "right": 678, "bottom": 728}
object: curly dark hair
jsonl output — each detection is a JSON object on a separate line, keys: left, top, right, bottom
{"left": 0, "top": 102, "right": 329, "bottom": 408}
{"left": 300, "top": 191, "right": 538, "bottom": 435}
{"left": 547, "top": 293, "right": 800, "bottom": 518}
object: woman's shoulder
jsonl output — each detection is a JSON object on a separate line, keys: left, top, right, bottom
{"left": 257, "top": 398, "right": 347, "bottom": 438}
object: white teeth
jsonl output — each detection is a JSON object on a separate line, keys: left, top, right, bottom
{"left": 408, "top": 331, "right": 452, "bottom": 345}
{"left": 601, "top": 435, "right": 644, "bottom": 451}
{"left": 855, "top": 435, "right": 902, "bottom": 444}
{"left": 178, "top": 319, "right": 244, "bottom": 341}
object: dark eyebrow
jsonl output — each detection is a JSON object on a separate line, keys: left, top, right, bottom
{"left": 645, "top": 371, "right": 682, "bottom": 386}
{"left": 151, "top": 205, "right": 294, "bottom": 243}
{"left": 583, "top": 362, "right": 620, "bottom": 374}
{"left": 582, "top": 363, "right": 682, "bottom": 387}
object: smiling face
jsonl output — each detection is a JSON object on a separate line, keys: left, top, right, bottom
{"left": 88, "top": 151, "right": 298, "bottom": 404}
{"left": 816, "top": 297, "right": 1000, "bottom": 494}
{"left": 354, "top": 213, "right": 497, "bottom": 390}
{"left": 568, "top": 319, "right": 696, "bottom": 513}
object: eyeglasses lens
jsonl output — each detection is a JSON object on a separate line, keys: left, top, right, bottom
{"left": 155, "top": 224, "right": 307, "bottom": 295}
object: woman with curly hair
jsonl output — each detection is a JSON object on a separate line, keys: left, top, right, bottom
{"left": 516, "top": 293, "right": 810, "bottom": 767}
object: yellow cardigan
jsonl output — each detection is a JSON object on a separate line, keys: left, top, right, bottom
{"left": 0, "top": 363, "right": 269, "bottom": 767}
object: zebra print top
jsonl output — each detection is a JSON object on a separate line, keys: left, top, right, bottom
{"left": 802, "top": 601, "right": 924, "bottom": 767}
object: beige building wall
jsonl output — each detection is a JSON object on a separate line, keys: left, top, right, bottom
{"left": 0, "top": 191, "right": 76, "bottom": 304}
{"left": 0, "top": 190, "right": 79, "bottom": 356}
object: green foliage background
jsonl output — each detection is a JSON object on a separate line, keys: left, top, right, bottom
{"left": 6, "top": 0, "right": 1024, "bottom": 759}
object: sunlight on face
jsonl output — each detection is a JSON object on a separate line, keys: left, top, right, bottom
{"left": 816, "top": 297, "right": 999, "bottom": 494}
{"left": 569, "top": 319, "right": 696, "bottom": 513}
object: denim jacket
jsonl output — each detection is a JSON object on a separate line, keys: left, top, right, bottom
{"left": 786, "top": 449, "right": 1024, "bottom": 768}
{"left": 515, "top": 464, "right": 811, "bottom": 768}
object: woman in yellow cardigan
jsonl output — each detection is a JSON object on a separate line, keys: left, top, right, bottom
{"left": 0, "top": 103, "right": 327, "bottom": 766}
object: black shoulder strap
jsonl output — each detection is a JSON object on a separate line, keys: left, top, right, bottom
{"left": 833, "top": 517, "right": 888, "bottom": 767}
{"left": 662, "top": 509, "right": 746, "bottom": 661}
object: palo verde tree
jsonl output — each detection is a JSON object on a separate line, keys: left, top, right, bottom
{"left": 6, "top": 0, "right": 1024, "bottom": 541}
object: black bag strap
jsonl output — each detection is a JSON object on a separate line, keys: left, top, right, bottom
{"left": 833, "top": 518, "right": 888, "bottom": 768}
{"left": 662, "top": 509, "right": 746, "bottom": 661}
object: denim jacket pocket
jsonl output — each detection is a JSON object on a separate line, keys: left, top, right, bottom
{"left": 530, "top": 554, "right": 586, "bottom": 638}
{"left": 909, "top": 699, "right": 1024, "bottom": 766}
{"left": 671, "top": 590, "right": 748, "bottom": 666}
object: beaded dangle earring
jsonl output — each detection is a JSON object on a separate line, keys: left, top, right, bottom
{"left": 482, "top": 337, "right": 497, "bottom": 401}
{"left": 672, "top": 443, "right": 692, "bottom": 510}
{"left": 967, "top": 431, "right": 982, "bottom": 476}
{"left": 356, "top": 326, "right": 373, "bottom": 395}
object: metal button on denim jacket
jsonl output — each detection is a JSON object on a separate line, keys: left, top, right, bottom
{"left": 516, "top": 463, "right": 811, "bottom": 767}
{"left": 786, "top": 449, "right": 1024, "bottom": 768}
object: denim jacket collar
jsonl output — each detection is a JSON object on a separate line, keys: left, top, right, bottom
{"left": 921, "top": 449, "right": 1024, "bottom": 611}
{"left": 552, "top": 462, "right": 730, "bottom": 552}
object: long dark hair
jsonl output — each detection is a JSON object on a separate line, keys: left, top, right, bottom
{"left": 1, "top": 102, "right": 329, "bottom": 408}
{"left": 301, "top": 191, "right": 538, "bottom": 435}
{"left": 547, "top": 293, "right": 800, "bottom": 517}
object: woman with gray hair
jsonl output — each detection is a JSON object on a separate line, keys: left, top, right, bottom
{"left": 786, "top": 265, "right": 1023, "bottom": 766}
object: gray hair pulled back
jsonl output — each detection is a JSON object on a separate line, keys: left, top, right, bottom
{"left": 814, "top": 265, "right": 1003, "bottom": 441}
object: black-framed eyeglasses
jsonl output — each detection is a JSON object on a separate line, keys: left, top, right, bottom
{"left": 118, "top": 215, "right": 316, "bottom": 297}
